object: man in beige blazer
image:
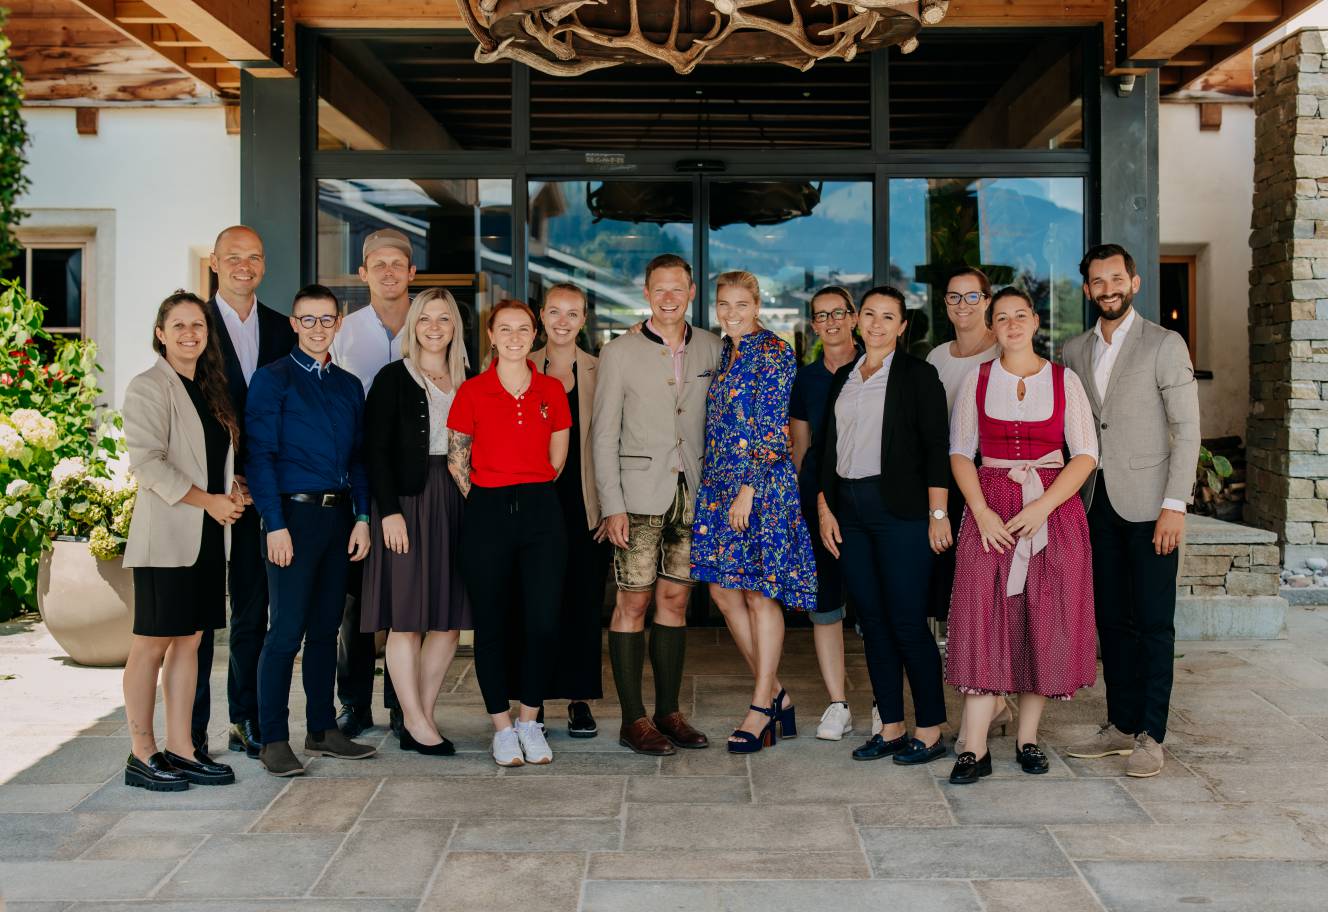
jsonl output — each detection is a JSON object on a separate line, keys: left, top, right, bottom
{"left": 1061, "top": 244, "right": 1201, "bottom": 779}
{"left": 592, "top": 253, "right": 723, "bottom": 755}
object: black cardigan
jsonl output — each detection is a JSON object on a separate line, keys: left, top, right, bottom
{"left": 364, "top": 360, "right": 451, "bottom": 517}
{"left": 816, "top": 349, "right": 952, "bottom": 520}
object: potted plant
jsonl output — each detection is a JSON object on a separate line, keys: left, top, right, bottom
{"left": 0, "top": 279, "right": 131, "bottom": 664}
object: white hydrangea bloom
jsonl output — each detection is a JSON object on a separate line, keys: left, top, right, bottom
{"left": 0, "top": 424, "right": 23, "bottom": 459}
{"left": 5, "top": 478, "right": 31, "bottom": 497}
{"left": 10, "top": 409, "right": 58, "bottom": 450}
{"left": 51, "top": 456, "right": 86, "bottom": 486}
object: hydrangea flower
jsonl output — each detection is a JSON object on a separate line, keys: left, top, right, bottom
{"left": 5, "top": 478, "right": 30, "bottom": 497}
{"left": 0, "top": 424, "right": 22, "bottom": 459}
{"left": 50, "top": 456, "right": 86, "bottom": 486}
{"left": 9, "top": 409, "right": 58, "bottom": 450}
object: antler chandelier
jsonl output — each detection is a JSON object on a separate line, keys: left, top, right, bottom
{"left": 459, "top": 0, "right": 950, "bottom": 76}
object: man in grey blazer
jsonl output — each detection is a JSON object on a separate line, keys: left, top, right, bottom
{"left": 1061, "top": 244, "right": 1200, "bottom": 778}
{"left": 592, "top": 253, "right": 723, "bottom": 756}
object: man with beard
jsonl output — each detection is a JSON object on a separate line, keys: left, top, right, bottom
{"left": 330, "top": 228, "right": 416, "bottom": 738}
{"left": 1061, "top": 244, "right": 1200, "bottom": 778}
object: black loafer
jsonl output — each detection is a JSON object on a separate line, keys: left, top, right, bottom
{"left": 568, "top": 701, "right": 598, "bottom": 738}
{"left": 389, "top": 707, "right": 404, "bottom": 738}
{"left": 400, "top": 729, "right": 457, "bottom": 756}
{"left": 949, "top": 751, "right": 992, "bottom": 784}
{"left": 125, "top": 752, "right": 190, "bottom": 792}
{"left": 1016, "top": 742, "right": 1050, "bottom": 774}
{"left": 893, "top": 736, "right": 948, "bottom": 765}
{"left": 164, "top": 749, "right": 236, "bottom": 785}
{"left": 852, "top": 733, "right": 909, "bottom": 761}
{"left": 336, "top": 704, "right": 373, "bottom": 739}
{"left": 228, "top": 719, "right": 262, "bottom": 758}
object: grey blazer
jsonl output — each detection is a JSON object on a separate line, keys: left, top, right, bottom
{"left": 1060, "top": 314, "right": 1200, "bottom": 523}
{"left": 591, "top": 325, "right": 723, "bottom": 518}
{"left": 532, "top": 345, "right": 601, "bottom": 529}
{"left": 122, "top": 357, "right": 234, "bottom": 568}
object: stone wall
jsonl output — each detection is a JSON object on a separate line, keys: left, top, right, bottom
{"left": 1177, "top": 516, "right": 1286, "bottom": 640}
{"left": 1177, "top": 543, "right": 1281, "bottom": 597}
{"left": 1247, "top": 28, "right": 1328, "bottom": 562}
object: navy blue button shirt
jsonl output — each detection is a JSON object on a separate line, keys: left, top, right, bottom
{"left": 245, "top": 346, "right": 370, "bottom": 532}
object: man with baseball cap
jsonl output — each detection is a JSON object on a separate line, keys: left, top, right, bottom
{"left": 331, "top": 226, "right": 417, "bottom": 738}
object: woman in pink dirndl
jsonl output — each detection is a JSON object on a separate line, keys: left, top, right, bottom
{"left": 945, "top": 287, "right": 1098, "bottom": 785}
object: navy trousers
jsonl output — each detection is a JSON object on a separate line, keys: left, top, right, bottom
{"left": 257, "top": 500, "right": 353, "bottom": 744}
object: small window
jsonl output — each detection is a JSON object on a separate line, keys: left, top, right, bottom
{"left": 1159, "top": 255, "right": 1196, "bottom": 363}
{"left": 1, "top": 244, "right": 85, "bottom": 336}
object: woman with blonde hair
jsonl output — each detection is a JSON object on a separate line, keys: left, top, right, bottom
{"left": 361, "top": 287, "right": 472, "bottom": 756}
{"left": 691, "top": 271, "right": 817, "bottom": 753}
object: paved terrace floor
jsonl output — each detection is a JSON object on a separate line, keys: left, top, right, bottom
{"left": 2, "top": 610, "right": 1328, "bottom": 912}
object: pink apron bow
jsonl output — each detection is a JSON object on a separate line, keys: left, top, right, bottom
{"left": 984, "top": 451, "right": 1065, "bottom": 597}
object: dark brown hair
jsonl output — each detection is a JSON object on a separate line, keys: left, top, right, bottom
{"left": 945, "top": 266, "right": 993, "bottom": 299}
{"left": 985, "top": 286, "right": 1036, "bottom": 327}
{"left": 859, "top": 285, "right": 907, "bottom": 319}
{"left": 151, "top": 291, "right": 240, "bottom": 449}
{"left": 292, "top": 283, "right": 342, "bottom": 314}
{"left": 1079, "top": 244, "right": 1136, "bottom": 282}
{"left": 644, "top": 253, "right": 693, "bottom": 287}
{"left": 810, "top": 285, "right": 855, "bottom": 313}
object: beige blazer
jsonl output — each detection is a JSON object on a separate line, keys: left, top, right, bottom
{"left": 122, "top": 357, "right": 234, "bottom": 568}
{"left": 532, "top": 345, "right": 601, "bottom": 529}
{"left": 1061, "top": 314, "right": 1201, "bottom": 523}
{"left": 591, "top": 326, "right": 723, "bottom": 518}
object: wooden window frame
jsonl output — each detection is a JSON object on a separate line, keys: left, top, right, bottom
{"left": 10, "top": 233, "right": 92, "bottom": 338}
{"left": 1160, "top": 253, "right": 1197, "bottom": 364}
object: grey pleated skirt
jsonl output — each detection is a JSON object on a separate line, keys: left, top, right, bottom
{"left": 360, "top": 456, "right": 472, "bottom": 633}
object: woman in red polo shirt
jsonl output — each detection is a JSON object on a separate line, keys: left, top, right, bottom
{"left": 447, "top": 299, "right": 572, "bottom": 767}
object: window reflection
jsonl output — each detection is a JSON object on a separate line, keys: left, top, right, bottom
{"left": 889, "top": 177, "right": 1085, "bottom": 358}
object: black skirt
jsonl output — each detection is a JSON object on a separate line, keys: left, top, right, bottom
{"left": 132, "top": 516, "right": 226, "bottom": 637}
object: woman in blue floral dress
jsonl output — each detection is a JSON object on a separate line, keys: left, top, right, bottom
{"left": 692, "top": 270, "right": 817, "bottom": 753}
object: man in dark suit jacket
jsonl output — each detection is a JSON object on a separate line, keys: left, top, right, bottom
{"left": 192, "top": 225, "right": 296, "bottom": 758}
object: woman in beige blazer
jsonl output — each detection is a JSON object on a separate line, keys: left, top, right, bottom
{"left": 530, "top": 282, "right": 610, "bottom": 738}
{"left": 121, "top": 292, "right": 244, "bottom": 792}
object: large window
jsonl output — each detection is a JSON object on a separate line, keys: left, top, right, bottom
{"left": 889, "top": 177, "right": 1086, "bottom": 357}
{"left": 2, "top": 243, "right": 85, "bottom": 336}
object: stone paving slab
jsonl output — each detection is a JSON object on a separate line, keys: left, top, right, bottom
{"left": 970, "top": 878, "right": 1105, "bottom": 912}
{"left": 626, "top": 774, "right": 751, "bottom": 803}
{"left": 98, "top": 810, "right": 259, "bottom": 836}
{"left": 585, "top": 849, "right": 872, "bottom": 881}
{"left": 62, "top": 903, "right": 420, "bottom": 912}
{"left": 155, "top": 834, "right": 346, "bottom": 899}
{"left": 580, "top": 880, "right": 983, "bottom": 912}
{"left": 1078, "top": 860, "right": 1328, "bottom": 911}
{"left": 252, "top": 778, "right": 378, "bottom": 833}
{"left": 72, "top": 770, "right": 288, "bottom": 812}
{"left": 0, "top": 784, "right": 102, "bottom": 813}
{"left": 944, "top": 779, "right": 1150, "bottom": 826}
{"left": 8, "top": 738, "right": 130, "bottom": 786}
{"left": 0, "top": 860, "right": 178, "bottom": 901}
{"left": 1051, "top": 821, "right": 1328, "bottom": 861}
{"left": 422, "top": 852, "right": 585, "bottom": 912}
{"left": 859, "top": 825, "right": 1074, "bottom": 879}
{"left": 623, "top": 804, "right": 859, "bottom": 851}
{"left": 78, "top": 833, "right": 205, "bottom": 862}
{"left": 450, "top": 817, "right": 623, "bottom": 852}
{"left": 363, "top": 776, "right": 625, "bottom": 820}
{"left": 312, "top": 818, "right": 455, "bottom": 897}
{"left": 0, "top": 814, "right": 121, "bottom": 861}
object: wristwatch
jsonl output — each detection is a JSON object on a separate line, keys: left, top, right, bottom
{"left": 930, "top": 508, "right": 947, "bottom": 521}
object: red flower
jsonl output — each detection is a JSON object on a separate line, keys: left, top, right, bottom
{"left": 0, "top": 373, "right": 11, "bottom": 387}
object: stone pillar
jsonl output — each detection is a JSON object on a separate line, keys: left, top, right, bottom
{"left": 1247, "top": 28, "right": 1328, "bottom": 565}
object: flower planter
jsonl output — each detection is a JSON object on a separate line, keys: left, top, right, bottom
{"left": 37, "top": 537, "right": 134, "bottom": 667}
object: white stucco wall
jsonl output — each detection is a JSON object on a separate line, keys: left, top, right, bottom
{"left": 16, "top": 106, "right": 240, "bottom": 406}
{"left": 1158, "top": 101, "right": 1255, "bottom": 440}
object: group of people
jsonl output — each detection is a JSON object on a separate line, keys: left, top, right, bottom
{"left": 118, "top": 227, "right": 1199, "bottom": 791}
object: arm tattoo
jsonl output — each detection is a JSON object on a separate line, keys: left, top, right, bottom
{"left": 448, "top": 431, "right": 473, "bottom": 498}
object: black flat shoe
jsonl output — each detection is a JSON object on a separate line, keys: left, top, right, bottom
{"left": 163, "top": 749, "right": 236, "bottom": 785}
{"left": 125, "top": 753, "right": 189, "bottom": 792}
{"left": 893, "top": 736, "right": 948, "bottom": 766}
{"left": 400, "top": 729, "right": 456, "bottom": 756}
{"left": 949, "top": 751, "right": 992, "bottom": 784}
{"left": 336, "top": 704, "right": 373, "bottom": 739}
{"left": 389, "top": 708, "right": 404, "bottom": 738}
{"left": 852, "top": 733, "right": 909, "bottom": 761}
{"left": 228, "top": 720, "right": 262, "bottom": 758}
{"left": 1016, "top": 742, "right": 1050, "bottom": 774}
{"left": 568, "top": 701, "right": 598, "bottom": 738}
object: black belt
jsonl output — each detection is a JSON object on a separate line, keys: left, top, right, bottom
{"left": 285, "top": 491, "right": 350, "bottom": 507}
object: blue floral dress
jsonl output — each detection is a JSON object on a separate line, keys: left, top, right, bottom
{"left": 690, "top": 328, "right": 817, "bottom": 611}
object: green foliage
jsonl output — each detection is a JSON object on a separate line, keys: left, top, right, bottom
{"left": 1196, "top": 444, "right": 1234, "bottom": 499}
{"left": 0, "top": 10, "right": 32, "bottom": 272}
{"left": 0, "top": 280, "right": 126, "bottom": 620}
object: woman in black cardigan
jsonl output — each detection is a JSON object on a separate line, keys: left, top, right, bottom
{"left": 361, "top": 288, "right": 472, "bottom": 756}
{"left": 815, "top": 285, "right": 953, "bottom": 766}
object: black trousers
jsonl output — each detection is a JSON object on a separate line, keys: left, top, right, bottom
{"left": 551, "top": 517, "right": 610, "bottom": 700}
{"left": 337, "top": 559, "right": 399, "bottom": 713}
{"left": 1087, "top": 478, "right": 1179, "bottom": 743}
{"left": 461, "top": 483, "right": 567, "bottom": 715}
{"left": 926, "top": 484, "right": 966, "bottom": 622}
{"left": 836, "top": 478, "right": 947, "bottom": 729}
{"left": 192, "top": 504, "right": 269, "bottom": 734}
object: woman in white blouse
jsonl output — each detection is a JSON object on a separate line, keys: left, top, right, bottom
{"left": 944, "top": 288, "right": 1098, "bottom": 785}
{"left": 361, "top": 288, "right": 472, "bottom": 756}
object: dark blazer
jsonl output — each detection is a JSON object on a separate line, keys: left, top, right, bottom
{"left": 817, "top": 350, "right": 951, "bottom": 520}
{"left": 210, "top": 296, "right": 295, "bottom": 465}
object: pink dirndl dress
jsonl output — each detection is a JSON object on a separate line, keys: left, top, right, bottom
{"left": 946, "top": 361, "right": 1096, "bottom": 700}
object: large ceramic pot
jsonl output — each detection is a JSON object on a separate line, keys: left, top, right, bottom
{"left": 37, "top": 537, "right": 135, "bottom": 667}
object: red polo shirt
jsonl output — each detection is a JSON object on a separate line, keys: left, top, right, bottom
{"left": 447, "top": 360, "right": 572, "bottom": 488}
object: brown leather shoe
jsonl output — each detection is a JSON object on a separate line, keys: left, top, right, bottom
{"left": 618, "top": 717, "right": 676, "bottom": 756}
{"left": 653, "top": 711, "right": 710, "bottom": 749}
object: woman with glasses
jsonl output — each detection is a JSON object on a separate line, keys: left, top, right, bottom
{"left": 360, "top": 288, "right": 472, "bottom": 757}
{"left": 790, "top": 286, "right": 862, "bottom": 741}
{"left": 448, "top": 299, "right": 571, "bottom": 767}
{"left": 945, "top": 287, "right": 1097, "bottom": 785}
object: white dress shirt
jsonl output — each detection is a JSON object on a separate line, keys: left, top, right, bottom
{"left": 332, "top": 304, "right": 405, "bottom": 394}
{"left": 214, "top": 292, "right": 260, "bottom": 385}
{"left": 1091, "top": 308, "right": 1186, "bottom": 514}
{"left": 834, "top": 351, "right": 894, "bottom": 479}
{"left": 949, "top": 360, "right": 1098, "bottom": 462}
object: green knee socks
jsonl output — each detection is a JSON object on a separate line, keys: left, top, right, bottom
{"left": 609, "top": 631, "right": 647, "bottom": 722}
{"left": 649, "top": 623, "right": 687, "bottom": 718}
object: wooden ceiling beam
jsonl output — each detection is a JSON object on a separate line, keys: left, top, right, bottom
{"left": 1228, "top": 0, "right": 1283, "bottom": 22}
{"left": 151, "top": 24, "right": 205, "bottom": 46}
{"left": 71, "top": 0, "right": 226, "bottom": 95}
{"left": 113, "top": 1, "right": 169, "bottom": 23}
{"left": 144, "top": 0, "right": 271, "bottom": 60}
{"left": 288, "top": 0, "right": 465, "bottom": 29}
{"left": 1126, "top": 1, "right": 1253, "bottom": 62}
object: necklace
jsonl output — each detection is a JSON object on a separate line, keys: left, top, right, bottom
{"left": 500, "top": 369, "right": 531, "bottom": 398}
{"left": 953, "top": 332, "right": 996, "bottom": 359}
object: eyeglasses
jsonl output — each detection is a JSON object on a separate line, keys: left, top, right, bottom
{"left": 295, "top": 315, "right": 338, "bottom": 329}
{"left": 812, "top": 308, "right": 852, "bottom": 324}
{"left": 944, "top": 292, "right": 988, "bottom": 306}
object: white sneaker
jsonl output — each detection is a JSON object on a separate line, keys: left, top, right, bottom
{"left": 816, "top": 702, "right": 854, "bottom": 741}
{"left": 492, "top": 727, "right": 524, "bottom": 767}
{"left": 871, "top": 702, "right": 882, "bottom": 735}
{"left": 515, "top": 720, "right": 553, "bottom": 765}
